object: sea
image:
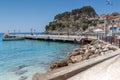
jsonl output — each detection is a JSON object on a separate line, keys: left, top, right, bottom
{"left": 0, "top": 33, "right": 80, "bottom": 80}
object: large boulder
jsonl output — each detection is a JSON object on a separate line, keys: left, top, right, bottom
{"left": 48, "top": 60, "right": 68, "bottom": 71}
{"left": 70, "top": 55, "right": 83, "bottom": 63}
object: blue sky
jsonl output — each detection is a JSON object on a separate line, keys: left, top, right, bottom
{"left": 0, "top": 0, "right": 120, "bottom": 33}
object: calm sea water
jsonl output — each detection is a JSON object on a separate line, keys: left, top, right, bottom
{"left": 0, "top": 33, "right": 80, "bottom": 80}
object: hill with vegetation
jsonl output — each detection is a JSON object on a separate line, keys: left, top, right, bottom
{"left": 45, "top": 6, "right": 103, "bottom": 35}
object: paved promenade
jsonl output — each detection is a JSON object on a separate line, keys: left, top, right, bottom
{"left": 68, "top": 53, "right": 120, "bottom": 80}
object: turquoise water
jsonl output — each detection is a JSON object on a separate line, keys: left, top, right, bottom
{"left": 0, "top": 33, "right": 80, "bottom": 80}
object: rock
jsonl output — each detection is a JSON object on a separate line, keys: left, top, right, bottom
{"left": 108, "top": 50, "right": 114, "bottom": 53}
{"left": 10, "top": 65, "right": 27, "bottom": 72}
{"left": 106, "top": 44, "right": 111, "bottom": 47}
{"left": 48, "top": 60, "right": 68, "bottom": 71}
{"left": 97, "top": 44, "right": 101, "bottom": 48}
{"left": 94, "top": 49, "right": 99, "bottom": 54}
{"left": 102, "top": 48, "right": 108, "bottom": 52}
{"left": 73, "top": 48, "right": 80, "bottom": 52}
{"left": 82, "top": 52, "right": 92, "bottom": 60}
{"left": 16, "top": 70, "right": 27, "bottom": 75}
{"left": 66, "top": 58, "right": 73, "bottom": 63}
{"left": 89, "top": 54, "right": 99, "bottom": 59}
{"left": 99, "top": 49, "right": 102, "bottom": 53}
{"left": 19, "top": 76, "right": 28, "bottom": 80}
{"left": 32, "top": 73, "right": 44, "bottom": 80}
{"left": 70, "top": 55, "right": 82, "bottom": 63}
{"left": 79, "top": 50, "right": 84, "bottom": 54}
{"left": 90, "top": 40, "right": 97, "bottom": 45}
{"left": 108, "top": 46, "right": 117, "bottom": 51}
{"left": 85, "top": 49, "right": 89, "bottom": 54}
{"left": 15, "top": 70, "right": 28, "bottom": 75}
{"left": 90, "top": 47, "right": 96, "bottom": 51}
{"left": 100, "top": 52, "right": 105, "bottom": 56}
{"left": 67, "top": 51, "right": 80, "bottom": 57}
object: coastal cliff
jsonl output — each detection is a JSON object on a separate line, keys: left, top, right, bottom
{"left": 45, "top": 6, "right": 99, "bottom": 35}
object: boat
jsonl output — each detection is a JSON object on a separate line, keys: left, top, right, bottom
{"left": 2, "top": 34, "right": 25, "bottom": 41}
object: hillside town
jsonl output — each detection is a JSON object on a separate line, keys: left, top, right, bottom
{"left": 88, "top": 12, "right": 120, "bottom": 35}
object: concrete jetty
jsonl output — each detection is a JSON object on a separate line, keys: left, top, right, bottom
{"left": 8, "top": 34, "right": 98, "bottom": 43}
{"left": 9, "top": 34, "right": 87, "bottom": 43}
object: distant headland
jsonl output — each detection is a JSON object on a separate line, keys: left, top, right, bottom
{"left": 45, "top": 6, "right": 120, "bottom": 35}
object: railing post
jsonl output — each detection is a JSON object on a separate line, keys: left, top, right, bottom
{"left": 119, "top": 39, "right": 120, "bottom": 48}
{"left": 110, "top": 36, "right": 112, "bottom": 44}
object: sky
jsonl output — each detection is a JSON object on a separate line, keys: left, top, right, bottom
{"left": 0, "top": 0, "right": 120, "bottom": 33}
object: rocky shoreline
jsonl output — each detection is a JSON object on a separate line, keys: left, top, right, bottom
{"left": 48, "top": 39, "right": 118, "bottom": 71}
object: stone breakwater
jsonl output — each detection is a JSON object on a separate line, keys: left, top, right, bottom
{"left": 48, "top": 40, "right": 118, "bottom": 71}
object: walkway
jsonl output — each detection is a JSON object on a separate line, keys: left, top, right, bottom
{"left": 68, "top": 53, "right": 120, "bottom": 80}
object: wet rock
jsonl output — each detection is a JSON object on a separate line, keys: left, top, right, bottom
{"left": 15, "top": 70, "right": 28, "bottom": 75}
{"left": 48, "top": 60, "right": 68, "bottom": 71}
{"left": 39, "top": 62, "right": 50, "bottom": 66}
{"left": 19, "top": 76, "right": 28, "bottom": 80}
{"left": 10, "top": 65, "right": 27, "bottom": 72}
{"left": 32, "top": 73, "right": 43, "bottom": 80}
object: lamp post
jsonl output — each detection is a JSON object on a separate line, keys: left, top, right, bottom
{"left": 111, "top": 20, "right": 114, "bottom": 36}
{"left": 105, "top": 0, "right": 112, "bottom": 42}
{"left": 30, "top": 28, "right": 33, "bottom": 35}
{"left": 14, "top": 30, "right": 16, "bottom": 35}
{"left": 18, "top": 30, "right": 21, "bottom": 33}
{"left": 104, "top": 15, "right": 108, "bottom": 41}
{"left": 8, "top": 30, "right": 9, "bottom": 34}
{"left": 34, "top": 29, "right": 36, "bottom": 35}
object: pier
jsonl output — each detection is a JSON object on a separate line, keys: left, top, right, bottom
{"left": 9, "top": 34, "right": 90, "bottom": 43}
